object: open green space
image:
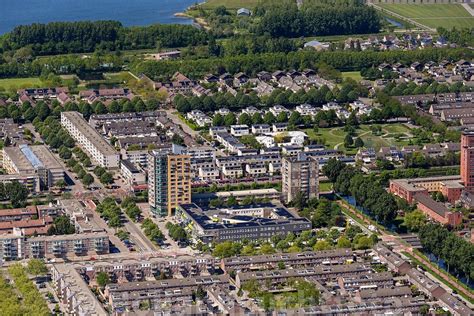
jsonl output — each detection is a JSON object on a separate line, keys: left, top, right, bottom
{"left": 341, "top": 71, "right": 362, "bottom": 82}
{"left": 319, "top": 182, "right": 333, "bottom": 192}
{"left": 378, "top": 4, "right": 474, "bottom": 29}
{"left": 0, "top": 77, "right": 43, "bottom": 90}
{"left": 199, "top": 0, "right": 262, "bottom": 10}
{"left": 306, "top": 123, "right": 412, "bottom": 153}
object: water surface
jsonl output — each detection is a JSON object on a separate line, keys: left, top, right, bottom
{"left": 1, "top": 0, "right": 199, "bottom": 34}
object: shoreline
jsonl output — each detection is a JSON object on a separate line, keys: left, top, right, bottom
{"left": 175, "top": 1, "right": 210, "bottom": 30}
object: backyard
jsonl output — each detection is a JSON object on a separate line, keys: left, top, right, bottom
{"left": 378, "top": 4, "right": 474, "bottom": 29}
{"left": 305, "top": 123, "right": 413, "bottom": 154}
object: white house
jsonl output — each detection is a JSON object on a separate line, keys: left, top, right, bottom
{"left": 269, "top": 105, "right": 290, "bottom": 117}
{"left": 230, "top": 125, "right": 250, "bottom": 136}
{"left": 256, "top": 136, "right": 275, "bottom": 148}
{"left": 296, "top": 104, "right": 319, "bottom": 116}
{"left": 251, "top": 124, "right": 271, "bottom": 135}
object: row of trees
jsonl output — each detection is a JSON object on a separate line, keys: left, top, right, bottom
{"left": 96, "top": 197, "right": 123, "bottom": 228}
{"left": 323, "top": 159, "right": 398, "bottom": 224}
{"left": 5, "top": 21, "right": 208, "bottom": 55}
{"left": 142, "top": 218, "right": 164, "bottom": 244}
{"left": 133, "top": 48, "right": 474, "bottom": 81}
{"left": 212, "top": 224, "right": 377, "bottom": 258}
{"left": 0, "top": 52, "right": 122, "bottom": 78}
{"left": 403, "top": 151, "right": 460, "bottom": 169}
{"left": 419, "top": 223, "right": 474, "bottom": 282}
{"left": 7, "top": 264, "right": 50, "bottom": 316}
{"left": 384, "top": 81, "right": 472, "bottom": 97}
{"left": 121, "top": 197, "right": 142, "bottom": 222}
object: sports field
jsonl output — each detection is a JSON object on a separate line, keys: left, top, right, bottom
{"left": 378, "top": 4, "right": 474, "bottom": 29}
{"left": 0, "top": 77, "right": 43, "bottom": 90}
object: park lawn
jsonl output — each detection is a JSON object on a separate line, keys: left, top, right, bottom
{"left": 319, "top": 182, "right": 333, "bottom": 192}
{"left": 200, "top": 0, "right": 262, "bottom": 10}
{"left": 342, "top": 71, "right": 362, "bottom": 82}
{"left": 378, "top": 4, "right": 474, "bottom": 29}
{"left": 305, "top": 123, "right": 412, "bottom": 153}
{"left": 0, "top": 77, "right": 43, "bottom": 90}
{"left": 104, "top": 72, "right": 135, "bottom": 82}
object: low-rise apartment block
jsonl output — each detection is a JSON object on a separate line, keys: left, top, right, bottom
{"left": 61, "top": 111, "right": 120, "bottom": 168}
{"left": 177, "top": 203, "right": 311, "bottom": 243}
{"left": 3, "top": 144, "right": 65, "bottom": 190}
{"left": 0, "top": 231, "right": 109, "bottom": 261}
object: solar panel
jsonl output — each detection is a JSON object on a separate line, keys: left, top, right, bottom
{"left": 19, "top": 144, "right": 43, "bottom": 169}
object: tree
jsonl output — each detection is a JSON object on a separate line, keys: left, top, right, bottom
{"left": 82, "top": 173, "right": 94, "bottom": 186}
{"left": 354, "top": 137, "right": 364, "bottom": 148}
{"left": 403, "top": 210, "right": 427, "bottom": 232}
{"left": 212, "top": 113, "right": 224, "bottom": 126}
{"left": 354, "top": 235, "right": 373, "bottom": 250}
{"left": 171, "top": 134, "right": 184, "bottom": 145}
{"left": 344, "top": 134, "right": 354, "bottom": 147}
{"left": 100, "top": 172, "right": 113, "bottom": 185}
{"left": 5, "top": 181, "right": 29, "bottom": 208}
{"left": 96, "top": 272, "right": 110, "bottom": 288}
{"left": 276, "top": 112, "right": 288, "bottom": 123}
{"left": 314, "top": 240, "right": 332, "bottom": 251}
{"left": 55, "top": 179, "right": 67, "bottom": 189}
{"left": 47, "top": 215, "right": 75, "bottom": 235}
{"left": 322, "top": 158, "right": 346, "bottom": 183}
{"left": 263, "top": 112, "right": 276, "bottom": 124}
{"left": 336, "top": 236, "right": 351, "bottom": 248}
{"left": 238, "top": 113, "right": 252, "bottom": 125}
{"left": 27, "top": 259, "right": 48, "bottom": 275}
{"left": 195, "top": 285, "right": 207, "bottom": 300}
{"left": 292, "top": 191, "right": 307, "bottom": 211}
{"left": 252, "top": 112, "right": 263, "bottom": 125}
{"left": 224, "top": 113, "right": 236, "bottom": 126}
{"left": 226, "top": 195, "right": 238, "bottom": 207}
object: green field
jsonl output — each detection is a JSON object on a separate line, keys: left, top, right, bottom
{"left": 378, "top": 4, "right": 474, "bottom": 29}
{"left": 342, "top": 71, "right": 362, "bottom": 82}
{"left": 319, "top": 182, "right": 333, "bottom": 192}
{"left": 200, "top": 0, "right": 262, "bottom": 9}
{"left": 306, "top": 123, "right": 413, "bottom": 154}
{"left": 0, "top": 77, "right": 43, "bottom": 90}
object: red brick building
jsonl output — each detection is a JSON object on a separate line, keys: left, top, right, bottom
{"left": 389, "top": 176, "right": 462, "bottom": 204}
{"left": 414, "top": 194, "right": 462, "bottom": 227}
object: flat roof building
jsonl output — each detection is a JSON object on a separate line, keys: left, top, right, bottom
{"left": 0, "top": 231, "right": 109, "bottom": 261}
{"left": 177, "top": 203, "right": 311, "bottom": 244}
{"left": 61, "top": 111, "right": 119, "bottom": 168}
{"left": 3, "top": 144, "right": 64, "bottom": 190}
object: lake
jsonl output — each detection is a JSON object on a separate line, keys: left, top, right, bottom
{"left": 0, "top": 0, "right": 200, "bottom": 34}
